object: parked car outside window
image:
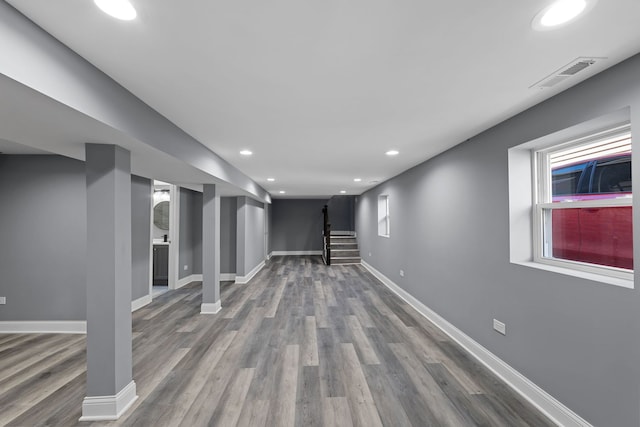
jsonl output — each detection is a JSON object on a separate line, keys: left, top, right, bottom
{"left": 551, "top": 152, "right": 632, "bottom": 270}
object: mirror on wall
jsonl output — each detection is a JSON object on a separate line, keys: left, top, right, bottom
{"left": 153, "top": 201, "right": 170, "bottom": 230}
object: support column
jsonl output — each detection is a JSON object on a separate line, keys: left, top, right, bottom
{"left": 81, "top": 144, "right": 137, "bottom": 421}
{"left": 236, "top": 196, "right": 247, "bottom": 278}
{"left": 201, "top": 184, "right": 221, "bottom": 313}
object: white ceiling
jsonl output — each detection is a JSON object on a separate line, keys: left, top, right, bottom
{"left": 5, "top": 0, "right": 640, "bottom": 197}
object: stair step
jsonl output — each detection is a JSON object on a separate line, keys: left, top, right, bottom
{"left": 332, "top": 249, "right": 360, "bottom": 256}
{"left": 330, "top": 239, "right": 357, "bottom": 244}
{"left": 330, "top": 231, "right": 356, "bottom": 237}
{"left": 330, "top": 244, "right": 358, "bottom": 250}
{"left": 331, "top": 257, "right": 361, "bottom": 265}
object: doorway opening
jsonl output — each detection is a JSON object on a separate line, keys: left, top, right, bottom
{"left": 151, "top": 181, "right": 179, "bottom": 298}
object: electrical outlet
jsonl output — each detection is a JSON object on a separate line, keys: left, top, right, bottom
{"left": 399, "top": 270, "right": 405, "bottom": 277}
{"left": 0, "top": 296, "right": 6, "bottom": 305}
{"left": 368, "top": 252, "right": 372, "bottom": 257}
{"left": 183, "top": 265, "right": 188, "bottom": 271}
{"left": 493, "top": 319, "right": 506, "bottom": 335}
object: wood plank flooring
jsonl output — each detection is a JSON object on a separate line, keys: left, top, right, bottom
{"left": 0, "top": 256, "right": 555, "bottom": 426}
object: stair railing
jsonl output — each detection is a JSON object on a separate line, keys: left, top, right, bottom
{"left": 322, "top": 205, "right": 331, "bottom": 265}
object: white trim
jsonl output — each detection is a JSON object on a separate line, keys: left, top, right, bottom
{"left": 176, "top": 274, "right": 203, "bottom": 289}
{"left": 168, "top": 185, "right": 180, "bottom": 290}
{"left": 148, "top": 184, "right": 154, "bottom": 301}
{"left": 235, "top": 260, "right": 266, "bottom": 284}
{"left": 514, "top": 260, "right": 633, "bottom": 289}
{"left": 79, "top": 380, "right": 138, "bottom": 421}
{"left": 0, "top": 321, "right": 87, "bottom": 334}
{"left": 131, "top": 295, "right": 152, "bottom": 312}
{"left": 361, "top": 260, "right": 593, "bottom": 427}
{"left": 267, "top": 252, "right": 273, "bottom": 260}
{"left": 220, "top": 273, "right": 236, "bottom": 281}
{"left": 270, "top": 250, "right": 322, "bottom": 256}
{"left": 201, "top": 301, "right": 222, "bottom": 314}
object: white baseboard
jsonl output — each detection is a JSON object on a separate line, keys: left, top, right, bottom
{"left": 201, "top": 301, "right": 222, "bottom": 314}
{"left": 131, "top": 295, "right": 152, "bottom": 312}
{"left": 80, "top": 380, "right": 138, "bottom": 421}
{"left": 361, "top": 260, "right": 592, "bottom": 427}
{"left": 235, "top": 260, "right": 266, "bottom": 284}
{"left": 267, "top": 252, "right": 272, "bottom": 260}
{"left": 0, "top": 320, "right": 87, "bottom": 334}
{"left": 270, "top": 250, "right": 322, "bottom": 256}
{"left": 176, "top": 274, "right": 203, "bottom": 289}
{"left": 220, "top": 273, "right": 236, "bottom": 281}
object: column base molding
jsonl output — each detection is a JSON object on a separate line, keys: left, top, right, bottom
{"left": 201, "top": 301, "right": 222, "bottom": 314}
{"left": 79, "top": 380, "right": 138, "bottom": 421}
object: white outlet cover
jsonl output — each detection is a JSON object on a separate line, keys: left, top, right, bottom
{"left": 184, "top": 265, "right": 188, "bottom": 270}
{"left": 399, "top": 270, "right": 405, "bottom": 277}
{"left": 493, "top": 319, "right": 506, "bottom": 335}
{"left": 0, "top": 296, "right": 6, "bottom": 304}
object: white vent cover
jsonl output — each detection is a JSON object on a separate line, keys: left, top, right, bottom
{"left": 530, "top": 57, "right": 605, "bottom": 89}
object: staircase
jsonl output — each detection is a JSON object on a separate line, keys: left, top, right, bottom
{"left": 328, "top": 231, "right": 361, "bottom": 265}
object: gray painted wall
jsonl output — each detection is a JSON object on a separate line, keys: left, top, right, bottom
{"left": 0, "top": 155, "right": 153, "bottom": 321}
{"left": 131, "top": 175, "right": 151, "bottom": 300}
{"left": 236, "top": 197, "right": 265, "bottom": 276}
{"left": 179, "top": 188, "right": 203, "bottom": 279}
{"left": 0, "top": 155, "right": 87, "bottom": 321}
{"left": 356, "top": 54, "right": 640, "bottom": 427}
{"left": 327, "top": 196, "right": 355, "bottom": 231}
{"left": 220, "top": 197, "right": 237, "bottom": 274}
{"left": 271, "top": 199, "right": 327, "bottom": 252}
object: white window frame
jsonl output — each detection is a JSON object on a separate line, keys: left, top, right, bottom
{"left": 378, "top": 195, "right": 390, "bottom": 237}
{"left": 508, "top": 107, "right": 634, "bottom": 289}
{"left": 533, "top": 124, "right": 633, "bottom": 282}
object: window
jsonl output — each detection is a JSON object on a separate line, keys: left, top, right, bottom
{"left": 378, "top": 195, "right": 390, "bottom": 237}
{"left": 534, "top": 124, "right": 632, "bottom": 281}
{"left": 508, "top": 107, "right": 633, "bottom": 288}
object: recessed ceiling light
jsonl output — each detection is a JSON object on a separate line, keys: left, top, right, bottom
{"left": 267, "top": 178, "right": 275, "bottom": 182}
{"left": 386, "top": 150, "right": 399, "bottom": 156}
{"left": 354, "top": 178, "right": 362, "bottom": 182}
{"left": 94, "top": 0, "right": 137, "bottom": 21}
{"left": 532, "top": 0, "right": 595, "bottom": 31}
{"left": 279, "top": 190, "right": 286, "bottom": 194}
{"left": 340, "top": 190, "right": 346, "bottom": 194}
{"left": 240, "top": 150, "right": 252, "bottom": 156}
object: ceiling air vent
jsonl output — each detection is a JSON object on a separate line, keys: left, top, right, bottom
{"left": 530, "top": 57, "right": 605, "bottom": 89}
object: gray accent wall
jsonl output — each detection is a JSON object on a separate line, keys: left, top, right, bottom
{"left": 327, "top": 196, "right": 355, "bottom": 231}
{"left": 356, "top": 54, "right": 640, "bottom": 427}
{"left": 236, "top": 197, "right": 265, "bottom": 276}
{"left": 0, "top": 154, "right": 154, "bottom": 321}
{"left": 131, "top": 175, "right": 151, "bottom": 300}
{"left": 179, "top": 188, "right": 203, "bottom": 279}
{"left": 271, "top": 199, "right": 328, "bottom": 252}
{"left": 220, "top": 197, "right": 237, "bottom": 274}
{"left": 0, "top": 155, "right": 87, "bottom": 321}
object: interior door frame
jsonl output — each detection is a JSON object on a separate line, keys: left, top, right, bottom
{"left": 168, "top": 184, "right": 180, "bottom": 290}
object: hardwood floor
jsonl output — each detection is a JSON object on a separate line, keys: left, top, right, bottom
{"left": 0, "top": 256, "right": 555, "bottom": 426}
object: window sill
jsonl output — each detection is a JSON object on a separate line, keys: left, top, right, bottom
{"left": 513, "top": 261, "right": 634, "bottom": 289}
{"left": 378, "top": 234, "right": 390, "bottom": 238}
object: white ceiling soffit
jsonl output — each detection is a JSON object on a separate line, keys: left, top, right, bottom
{"left": 0, "top": 138, "right": 52, "bottom": 155}
{"left": 0, "top": 74, "right": 253, "bottom": 198}
{"left": 5, "top": 0, "right": 640, "bottom": 197}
